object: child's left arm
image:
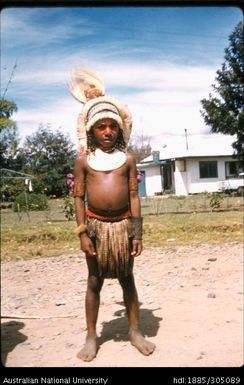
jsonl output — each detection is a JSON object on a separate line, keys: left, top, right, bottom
{"left": 128, "top": 154, "right": 143, "bottom": 257}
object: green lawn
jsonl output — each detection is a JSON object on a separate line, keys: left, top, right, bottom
{"left": 1, "top": 197, "right": 243, "bottom": 262}
{"left": 143, "top": 211, "right": 243, "bottom": 245}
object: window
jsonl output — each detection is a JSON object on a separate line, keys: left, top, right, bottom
{"left": 225, "top": 161, "right": 239, "bottom": 178}
{"left": 199, "top": 161, "right": 218, "bottom": 178}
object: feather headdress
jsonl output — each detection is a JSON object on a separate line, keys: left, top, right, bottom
{"left": 69, "top": 67, "right": 132, "bottom": 153}
{"left": 69, "top": 67, "right": 105, "bottom": 104}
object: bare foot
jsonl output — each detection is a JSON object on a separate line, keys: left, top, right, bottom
{"left": 130, "top": 330, "right": 156, "bottom": 355}
{"left": 77, "top": 335, "right": 97, "bottom": 362}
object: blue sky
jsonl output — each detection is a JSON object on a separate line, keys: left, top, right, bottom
{"left": 1, "top": 6, "right": 242, "bottom": 148}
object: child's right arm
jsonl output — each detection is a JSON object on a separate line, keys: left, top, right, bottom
{"left": 74, "top": 156, "right": 96, "bottom": 257}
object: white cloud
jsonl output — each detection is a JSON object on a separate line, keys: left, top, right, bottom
{"left": 1, "top": 8, "right": 93, "bottom": 49}
{"left": 1, "top": 7, "right": 221, "bottom": 150}
{"left": 101, "top": 62, "right": 216, "bottom": 92}
{"left": 13, "top": 98, "right": 81, "bottom": 145}
{"left": 12, "top": 60, "right": 216, "bottom": 93}
{"left": 12, "top": 61, "right": 216, "bottom": 150}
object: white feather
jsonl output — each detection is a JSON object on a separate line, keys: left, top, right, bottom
{"left": 69, "top": 67, "right": 105, "bottom": 104}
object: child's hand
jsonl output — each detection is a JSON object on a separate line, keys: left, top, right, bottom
{"left": 80, "top": 234, "right": 96, "bottom": 257}
{"left": 131, "top": 240, "right": 143, "bottom": 257}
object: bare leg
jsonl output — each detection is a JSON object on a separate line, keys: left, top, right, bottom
{"left": 77, "top": 255, "right": 104, "bottom": 362}
{"left": 119, "top": 274, "right": 155, "bottom": 356}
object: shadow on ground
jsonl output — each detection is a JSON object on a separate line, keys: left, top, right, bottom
{"left": 98, "top": 301, "right": 162, "bottom": 346}
{"left": 1, "top": 320, "right": 28, "bottom": 366}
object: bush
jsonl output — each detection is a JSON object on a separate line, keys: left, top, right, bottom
{"left": 1, "top": 179, "right": 26, "bottom": 202}
{"left": 62, "top": 196, "right": 75, "bottom": 221}
{"left": 208, "top": 192, "right": 225, "bottom": 210}
{"left": 12, "top": 192, "right": 49, "bottom": 212}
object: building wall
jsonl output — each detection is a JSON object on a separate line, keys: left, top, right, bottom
{"left": 174, "top": 171, "right": 188, "bottom": 195}
{"left": 140, "top": 156, "right": 236, "bottom": 196}
{"left": 144, "top": 165, "right": 162, "bottom": 196}
{"left": 174, "top": 160, "right": 188, "bottom": 195}
{"left": 182, "top": 157, "right": 233, "bottom": 194}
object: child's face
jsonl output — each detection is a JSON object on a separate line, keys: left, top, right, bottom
{"left": 92, "top": 118, "right": 120, "bottom": 152}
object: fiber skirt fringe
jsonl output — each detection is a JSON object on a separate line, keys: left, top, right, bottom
{"left": 87, "top": 217, "right": 134, "bottom": 278}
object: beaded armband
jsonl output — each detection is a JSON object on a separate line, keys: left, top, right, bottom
{"left": 129, "top": 177, "right": 138, "bottom": 192}
{"left": 130, "top": 217, "right": 143, "bottom": 240}
{"left": 74, "top": 224, "right": 88, "bottom": 236}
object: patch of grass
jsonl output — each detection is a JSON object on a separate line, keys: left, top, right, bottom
{"left": 1, "top": 221, "right": 79, "bottom": 262}
{"left": 141, "top": 195, "right": 243, "bottom": 215}
{"left": 0, "top": 198, "right": 65, "bottom": 225}
{"left": 1, "top": 207, "right": 243, "bottom": 262}
{"left": 0, "top": 198, "right": 77, "bottom": 261}
{"left": 143, "top": 211, "right": 243, "bottom": 246}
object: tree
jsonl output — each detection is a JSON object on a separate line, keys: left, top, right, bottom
{"left": 0, "top": 98, "right": 20, "bottom": 169}
{"left": 22, "top": 124, "right": 77, "bottom": 197}
{"left": 128, "top": 131, "right": 152, "bottom": 163}
{"left": 200, "top": 21, "right": 244, "bottom": 162}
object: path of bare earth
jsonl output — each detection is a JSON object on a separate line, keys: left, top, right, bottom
{"left": 1, "top": 242, "right": 243, "bottom": 367}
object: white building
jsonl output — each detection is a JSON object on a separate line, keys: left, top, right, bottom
{"left": 137, "top": 134, "right": 242, "bottom": 196}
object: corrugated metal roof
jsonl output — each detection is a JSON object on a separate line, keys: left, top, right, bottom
{"left": 139, "top": 134, "right": 236, "bottom": 164}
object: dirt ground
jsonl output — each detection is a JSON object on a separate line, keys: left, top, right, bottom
{"left": 1, "top": 242, "right": 243, "bottom": 368}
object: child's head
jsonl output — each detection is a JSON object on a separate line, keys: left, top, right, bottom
{"left": 87, "top": 117, "right": 126, "bottom": 153}
{"left": 85, "top": 99, "right": 127, "bottom": 152}
{"left": 69, "top": 67, "right": 132, "bottom": 153}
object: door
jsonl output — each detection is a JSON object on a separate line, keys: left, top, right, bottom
{"left": 161, "top": 162, "right": 173, "bottom": 192}
{"left": 138, "top": 170, "right": 146, "bottom": 197}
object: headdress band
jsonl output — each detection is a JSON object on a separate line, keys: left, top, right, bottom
{"left": 87, "top": 102, "right": 120, "bottom": 122}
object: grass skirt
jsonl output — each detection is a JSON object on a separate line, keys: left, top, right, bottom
{"left": 87, "top": 217, "right": 134, "bottom": 278}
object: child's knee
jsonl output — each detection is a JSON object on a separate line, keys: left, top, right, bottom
{"left": 119, "top": 273, "right": 135, "bottom": 289}
{"left": 87, "top": 275, "right": 103, "bottom": 293}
